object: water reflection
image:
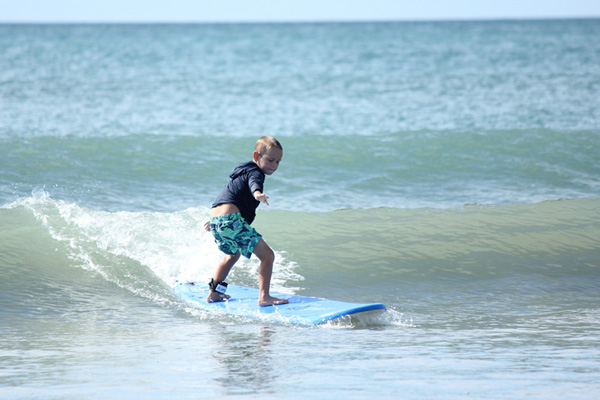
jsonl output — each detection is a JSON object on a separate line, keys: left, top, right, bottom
{"left": 212, "top": 324, "right": 278, "bottom": 396}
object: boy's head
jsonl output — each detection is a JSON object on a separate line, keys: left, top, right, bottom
{"left": 255, "top": 135, "right": 283, "bottom": 154}
{"left": 253, "top": 136, "right": 283, "bottom": 176}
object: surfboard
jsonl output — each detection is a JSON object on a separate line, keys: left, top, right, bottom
{"left": 173, "top": 282, "right": 386, "bottom": 326}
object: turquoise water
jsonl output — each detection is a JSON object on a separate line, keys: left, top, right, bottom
{"left": 1, "top": 20, "right": 600, "bottom": 399}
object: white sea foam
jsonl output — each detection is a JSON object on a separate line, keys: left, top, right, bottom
{"left": 12, "top": 192, "right": 303, "bottom": 297}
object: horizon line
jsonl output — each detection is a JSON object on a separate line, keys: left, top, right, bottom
{"left": 1, "top": 15, "right": 599, "bottom": 24}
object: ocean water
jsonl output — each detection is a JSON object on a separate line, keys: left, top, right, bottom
{"left": 1, "top": 20, "right": 600, "bottom": 399}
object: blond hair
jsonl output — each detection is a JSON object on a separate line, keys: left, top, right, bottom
{"left": 255, "top": 136, "right": 283, "bottom": 154}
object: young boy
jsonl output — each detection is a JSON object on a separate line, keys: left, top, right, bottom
{"left": 204, "top": 136, "right": 289, "bottom": 307}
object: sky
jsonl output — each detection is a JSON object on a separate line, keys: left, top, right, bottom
{"left": 1, "top": 0, "right": 599, "bottom": 23}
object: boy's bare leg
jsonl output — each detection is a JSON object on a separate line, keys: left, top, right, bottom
{"left": 207, "top": 253, "right": 240, "bottom": 303}
{"left": 253, "top": 239, "right": 289, "bottom": 307}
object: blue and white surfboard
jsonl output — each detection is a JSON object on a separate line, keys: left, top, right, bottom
{"left": 174, "top": 282, "right": 386, "bottom": 326}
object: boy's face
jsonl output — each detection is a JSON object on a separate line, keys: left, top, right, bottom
{"left": 254, "top": 148, "right": 282, "bottom": 176}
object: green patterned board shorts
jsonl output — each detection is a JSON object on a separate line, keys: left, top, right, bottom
{"left": 209, "top": 213, "right": 262, "bottom": 259}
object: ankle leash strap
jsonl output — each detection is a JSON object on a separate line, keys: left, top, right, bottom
{"left": 208, "top": 278, "right": 228, "bottom": 294}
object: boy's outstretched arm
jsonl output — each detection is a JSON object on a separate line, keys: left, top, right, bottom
{"left": 254, "top": 191, "right": 269, "bottom": 206}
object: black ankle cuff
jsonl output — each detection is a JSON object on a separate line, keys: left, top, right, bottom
{"left": 208, "top": 278, "right": 228, "bottom": 294}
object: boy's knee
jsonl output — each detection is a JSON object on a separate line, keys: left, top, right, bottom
{"left": 225, "top": 252, "right": 241, "bottom": 263}
{"left": 266, "top": 247, "right": 274, "bottom": 263}
{"left": 256, "top": 244, "right": 274, "bottom": 264}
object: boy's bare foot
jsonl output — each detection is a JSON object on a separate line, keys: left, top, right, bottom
{"left": 258, "top": 295, "right": 289, "bottom": 307}
{"left": 207, "top": 291, "right": 231, "bottom": 303}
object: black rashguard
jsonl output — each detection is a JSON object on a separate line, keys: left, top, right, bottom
{"left": 212, "top": 161, "right": 264, "bottom": 224}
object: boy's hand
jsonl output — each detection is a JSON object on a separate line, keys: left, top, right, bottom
{"left": 254, "top": 191, "right": 269, "bottom": 206}
{"left": 203, "top": 220, "right": 210, "bottom": 232}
